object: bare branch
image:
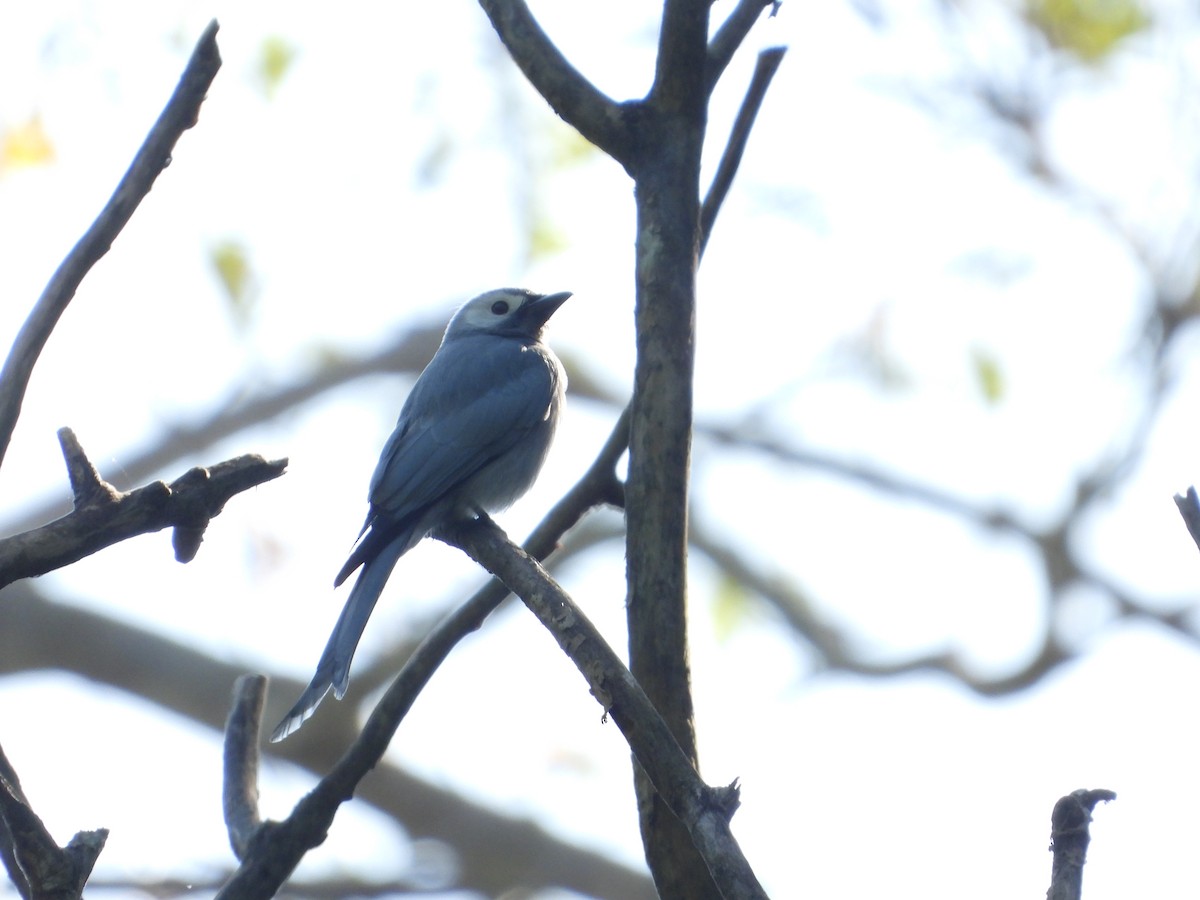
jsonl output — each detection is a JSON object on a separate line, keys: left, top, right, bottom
{"left": 1174, "top": 486, "right": 1200, "bottom": 554}
{"left": 477, "top": 0, "right": 634, "bottom": 165}
{"left": 223, "top": 676, "right": 267, "bottom": 861}
{"left": 651, "top": 0, "right": 711, "bottom": 113}
{"left": 690, "top": 516, "right": 1075, "bottom": 695}
{"left": 706, "top": 0, "right": 780, "bottom": 93}
{"left": 0, "top": 746, "right": 29, "bottom": 899}
{"left": 439, "top": 513, "right": 768, "bottom": 900}
{"left": 1047, "top": 789, "right": 1115, "bottom": 900}
{"left": 700, "top": 46, "right": 786, "bottom": 255}
{"left": 0, "top": 430, "right": 287, "bottom": 589}
{"left": 0, "top": 20, "right": 222, "bottom": 472}
{"left": 0, "top": 745, "right": 108, "bottom": 900}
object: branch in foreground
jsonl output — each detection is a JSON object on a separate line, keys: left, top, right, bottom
{"left": 0, "top": 20, "right": 222, "bottom": 472}
{"left": 439, "top": 514, "right": 767, "bottom": 900}
{"left": 1047, "top": 788, "right": 1115, "bottom": 900}
{"left": 0, "top": 744, "right": 108, "bottom": 900}
{"left": 0, "top": 428, "right": 286, "bottom": 589}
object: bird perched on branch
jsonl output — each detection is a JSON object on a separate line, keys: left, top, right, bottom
{"left": 271, "top": 288, "right": 572, "bottom": 741}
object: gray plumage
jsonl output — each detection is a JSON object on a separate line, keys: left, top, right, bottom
{"left": 271, "top": 288, "right": 571, "bottom": 741}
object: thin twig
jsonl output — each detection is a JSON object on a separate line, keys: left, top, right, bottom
{"left": 700, "top": 46, "right": 786, "bottom": 255}
{"left": 0, "top": 20, "right": 222, "bottom": 472}
{"left": 706, "top": 0, "right": 780, "bottom": 93}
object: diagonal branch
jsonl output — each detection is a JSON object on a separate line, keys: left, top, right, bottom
{"left": 0, "top": 20, "right": 222, "bottom": 472}
{"left": 477, "top": 0, "right": 635, "bottom": 165}
{"left": 439, "top": 514, "right": 768, "bottom": 900}
{"left": 706, "top": 0, "right": 781, "bottom": 93}
{"left": 701, "top": 46, "right": 787, "bottom": 255}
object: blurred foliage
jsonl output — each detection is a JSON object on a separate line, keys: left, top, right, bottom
{"left": 970, "top": 346, "right": 1005, "bottom": 405}
{"left": 1025, "top": 0, "right": 1150, "bottom": 63}
{"left": 548, "top": 124, "right": 601, "bottom": 167}
{"left": 0, "top": 115, "right": 55, "bottom": 173}
{"left": 712, "top": 570, "right": 755, "bottom": 642}
{"left": 415, "top": 131, "right": 454, "bottom": 187}
{"left": 256, "top": 35, "right": 297, "bottom": 98}
{"left": 209, "top": 238, "right": 258, "bottom": 328}
{"left": 528, "top": 212, "right": 570, "bottom": 261}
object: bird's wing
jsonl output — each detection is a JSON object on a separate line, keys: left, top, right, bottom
{"left": 367, "top": 343, "right": 557, "bottom": 520}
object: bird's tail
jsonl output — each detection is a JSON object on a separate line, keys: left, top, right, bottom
{"left": 269, "top": 535, "right": 410, "bottom": 742}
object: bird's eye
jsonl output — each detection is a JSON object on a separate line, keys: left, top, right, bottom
{"left": 490, "top": 300, "right": 510, "bottom": 315}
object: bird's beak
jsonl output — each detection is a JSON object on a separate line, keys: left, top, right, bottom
{"left": 523, "top": 290, "right": 573, "bottom": 327}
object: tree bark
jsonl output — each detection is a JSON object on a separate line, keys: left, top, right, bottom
{"left": 625, "top": 1, "right": 716, "bottom": 895}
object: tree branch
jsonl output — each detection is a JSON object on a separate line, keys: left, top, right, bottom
{"left": 706, "top": 0, "right": 780, "bottom": 93}
{"left": 1047, "top": 789, "right": 1115, "bottom": 900}
{"left": 651, "top": 0, "right": 711, "bottom": 113}
{"left": 700, "top": 46, "right": 786, "bottom": 255}
{"left": 1174, "top": 485, "right": 1200, "bottom": 554}
{"left": 477, "top": 0, "right": 635, "bottom": 166}
{"left": 0, "top": 428, "right": 286, "bottom": 589}
{"left": 627, "top": 0, "right": 718, "bottom": 891}
{"left": 0, "top": 20, "right": 221, "bottom": 472}
{"left": 0, "top": 744, "right": 108, "bottom": 900}
{"left": 223, "top": 676, "right": 267, "bottom": 861}
{"left": 438, "top": 514, "right": 768, "bottom": 900}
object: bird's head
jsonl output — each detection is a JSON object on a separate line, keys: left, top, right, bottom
{"left": 446, "top": 288, "right": 572, "bottom": 341}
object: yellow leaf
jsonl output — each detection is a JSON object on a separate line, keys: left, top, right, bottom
{"left": 1, "top": 115, "right": 55, "bottom": 171}
{"left": 970, "top": 347, "right": 1005, "bottom": 405}
{"left": 256, "top": 36, "right": 296, "bottom": 98}
{"left": 712, "top": 571, "right": 753, "bottom": 642}
{"left": 209, "top": 240, "right": 257, "bottom": 327}
{"left": 1026, "top": 0, "right": 1149, "bottom": 63}
{"left": 548, "top": 125, "right": 599, "bottom": 168}
{"left": 527, "top": 211, "right": 569, "bottom": 262}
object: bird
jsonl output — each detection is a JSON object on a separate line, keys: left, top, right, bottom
{"left": 271, "top": 287, "right": 572, "bottom": 741}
